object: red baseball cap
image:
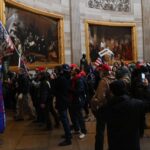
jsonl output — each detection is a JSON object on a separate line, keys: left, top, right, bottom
{"left": 36, "top": 66, "right": 46, "bottom": 72}
{"left": 101, "top": 64, "right": 111, "bottom": 71}
{"left": 80, "top": 71, "right": 86, "bottom": 77}
{"left": 70, "top": 64, "right": 78, "bottom": 68}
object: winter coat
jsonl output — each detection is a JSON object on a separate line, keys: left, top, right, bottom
{"left": 70, "top": 73, "right": 87, "bottom": 108}
{"left": 17, "top": 74, "right": 30, "bottom": 94}
{"left": 55, "top": 74, "right": 71, "bottom": 111}
{"left": 39, "top": 80, "right": 51, "bottom": 105}
{"left": 74, "top": 76, "right": 87, "bottom": 107}
{"left": 100, "top": 95, "right": 150, "bottom": 150}
{"left": 91, "top": 75, "right": 115, "bottom": 112}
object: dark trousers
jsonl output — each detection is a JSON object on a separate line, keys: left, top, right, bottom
{"left": 83, "top": 101, "right": 89, "bottom": 116}
{"left": 139, "top": 113, "right": 146, "bottom": 137}
{"left": 36, "top": 99, "right": 59, "bottom": 128}
{"left": 59, "top": 110, "right": 72, "bottom": 141}
{"left": 95, "top": 109, "right": 106, "bottom": 150}
{"left": 71, "top": 105, "right": 87, "bottom": 134}
{"left": 40, "top": 103, "right": 52, "bottom": 129}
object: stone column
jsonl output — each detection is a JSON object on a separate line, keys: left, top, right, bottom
{"left": 70, "top": 0, "right": 81, "bottom": 65}
{"left": 142, "top": 0, "right": 150, "bottom": 61}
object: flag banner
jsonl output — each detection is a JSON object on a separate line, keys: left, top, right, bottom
{"left": 0, "top": 21, "right": 15, "bottom": 56}
{"left": 0, "top": 21, "right": 5, "bottom": 43}
{"left": 95, "top": 57, "right": 103, "bottom": 67}
{"left": 0, "top": 80, "right": 6, "bottom": 133}
{"left": 98, "top": 48, "right": 114, "bottom": 58}
{"left": 0, "top": 21, "right": 30, "bottom": 76}
{"left": 18, "top": 56, "right": 21, "bottom": 68}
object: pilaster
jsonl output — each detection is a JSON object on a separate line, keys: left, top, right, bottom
{"left": 70, "top": 0, "right": 82, "bottom": 64}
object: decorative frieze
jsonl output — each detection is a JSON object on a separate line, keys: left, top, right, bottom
{"left": 88, "top": 0, "right": 130, "bottom": 12}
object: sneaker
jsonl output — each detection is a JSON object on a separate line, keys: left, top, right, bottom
{"left": 79, "top": 133, "right": 86, "bottom": 139}
{"left": 58, "top": 140, "right": 72, "bottom": 146}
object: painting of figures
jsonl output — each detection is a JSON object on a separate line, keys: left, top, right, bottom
{"left": 87, "top": 22, "right": 136, "bottom": 62}
{"left": 5, "top": 3, "right": 63, "bottom": 68}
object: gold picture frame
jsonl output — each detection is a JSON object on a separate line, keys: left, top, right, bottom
{"left": 85, "top": 20, "right": 137, "bottom": 63}
{"left": 0, "top": 0, "right": 65, "bottom": 71}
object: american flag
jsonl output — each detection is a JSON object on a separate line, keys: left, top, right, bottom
{"left": 0, "top": 22, "right": 5, "bottom": 45}
{"left": 0, "top": 21, "right": 15, "bottom": 55}
{"left": 94, "top": 56, "right": 103, "bottom": 67}
{"left": 0, "top": 21, "right": 29, "bottom": 75}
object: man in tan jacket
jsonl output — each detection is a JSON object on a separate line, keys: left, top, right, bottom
{"left": 91, "top": 64, "right": 115, "bottom": 150}
{"left": 91, "top": 64, "right": 115, "bottom": 112}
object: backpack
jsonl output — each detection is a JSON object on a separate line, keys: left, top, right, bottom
{"left": 91, "top": 76, "right": 115, "bottom": 113}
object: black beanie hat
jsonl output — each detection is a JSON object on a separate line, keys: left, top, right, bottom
{"left": 110, "top": 80, "right": 127, "bottom": 96}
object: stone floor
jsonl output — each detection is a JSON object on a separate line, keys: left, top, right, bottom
{"left": 0, "top": 112, "right": 150, "bottom": 150}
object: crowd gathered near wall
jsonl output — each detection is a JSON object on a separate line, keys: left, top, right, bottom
{"left": 3, "top": 54, "right": 150, "bottom": 149}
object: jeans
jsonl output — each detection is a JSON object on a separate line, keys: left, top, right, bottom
{"left": 69, "top": 103, "right": 87, "bottom": 134}
{"left": 59, "top": 110, "right": 72, "bottom": 141}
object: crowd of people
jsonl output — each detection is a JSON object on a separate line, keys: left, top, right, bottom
{"left": 3, "top": 54, "right": 150, "bottom": 149}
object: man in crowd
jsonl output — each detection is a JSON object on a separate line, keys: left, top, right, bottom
{"left": 14, "top": 67, "right": 35, "bottom": 121}
{"left": 54, "top": 64, "right": 72, "bottom": 146}
{"left": 99, "top": 80, "right": 150, "bottom": 150}
{"left": 91, "top": 64, "right": 115, "bottom": 150}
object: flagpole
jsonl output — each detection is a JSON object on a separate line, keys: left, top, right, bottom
{"left": 0, "top": 20, "right": 29, "bottom": 75}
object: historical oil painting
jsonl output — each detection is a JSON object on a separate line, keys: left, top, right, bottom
{"left": 86, "top": 21, "right": 137, "bottom": 62}
{"left": 5, "top": 2, "right": 64, "bottom": 69}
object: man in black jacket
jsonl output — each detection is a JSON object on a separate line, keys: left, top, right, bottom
{"left": 54, "top": 64, "right": 72, "bottom": 146}
{"left": 99, "top": 80, "right": 150, "bottom": 150}
{"left": 38, "top": 72, "right": 53, "bottom": 130}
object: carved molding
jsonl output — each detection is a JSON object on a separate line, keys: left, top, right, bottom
{"left": 88, "top": 0, "right": 130, "bottom": 12}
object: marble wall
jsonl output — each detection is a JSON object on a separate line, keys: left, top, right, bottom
{"left": 1, "top": 0, "right": 146, "bottom": 65}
